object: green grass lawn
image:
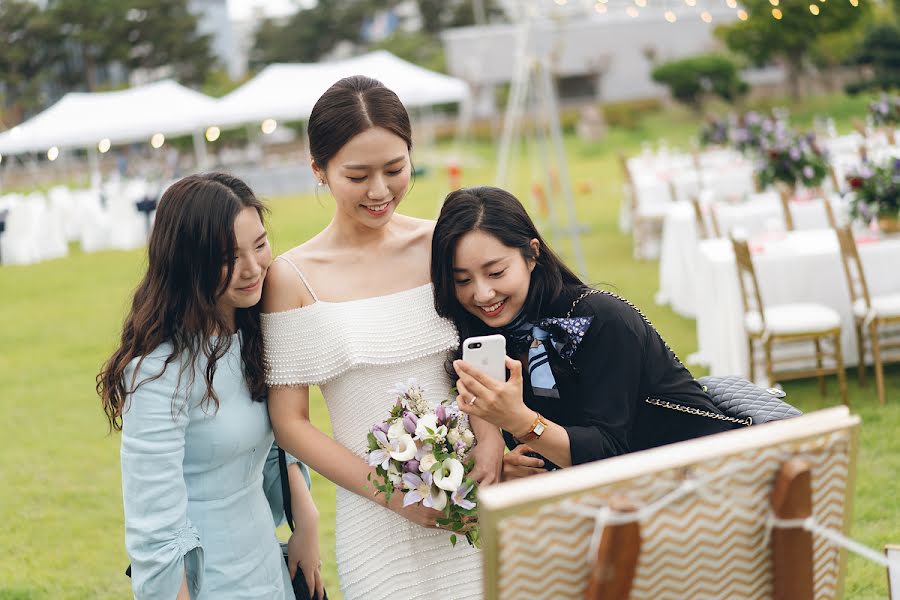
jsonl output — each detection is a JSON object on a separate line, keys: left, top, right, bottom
{"left": 1, "top": 92, "right": 897, "bottom": 599}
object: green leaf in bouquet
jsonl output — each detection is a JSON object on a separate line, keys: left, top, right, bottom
{"left": 450, "top": 534, "right": 458, "bottom": 547}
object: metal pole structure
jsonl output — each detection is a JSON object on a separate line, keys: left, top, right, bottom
{"left": 472, "top": 0, "right": 487, "bottom": 25}
{"left": 535, "top": 55, "right": 588, "bottom": 280}
{"left": 192, "top": 129, "right": 209, "bottom": 171}
{"left": 495, "top": 17, "right": 531, "bottom": 187}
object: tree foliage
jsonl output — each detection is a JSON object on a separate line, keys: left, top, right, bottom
{"left": 847, "top": 23, "right": 900, "bottom": 93}
{"left": 0, "top": 0, "right": 213, "bottom": 124}
{"left": 250, "top": 0, "right": 505, "bottom": 69}
{"left": 716, "top": 0, "right": 869, "bottom": 97}
{"left": 651, "top": 54, "right": 748, "bottom": 111}
{"left": 0, "top": 0, "right": 64, "bottom": 125}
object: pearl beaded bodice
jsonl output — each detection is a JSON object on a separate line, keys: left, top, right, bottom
{"left": 260, "top": 280, "right": 482, "bottom": 599}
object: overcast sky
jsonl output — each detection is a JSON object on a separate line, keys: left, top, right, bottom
{"left": 227, "top": 0, "right": 314, "bottom": 21}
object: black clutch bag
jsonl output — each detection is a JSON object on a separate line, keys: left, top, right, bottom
{"left": 697, "top": 375, "right": 802, "bottom": 425}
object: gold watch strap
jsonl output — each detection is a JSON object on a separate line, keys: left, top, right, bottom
{"left": 516, "top": 412, "right": 546, "bottom": 443}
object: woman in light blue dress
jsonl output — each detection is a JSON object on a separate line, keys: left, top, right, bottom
{"left": 98, "top": 173, "right": 323, "bottom": 599}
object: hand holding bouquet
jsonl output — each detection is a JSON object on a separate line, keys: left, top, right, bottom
{"left": 366, "top": 380, "right": 480, "bottom": 548}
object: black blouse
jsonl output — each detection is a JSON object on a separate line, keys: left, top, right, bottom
{"left": 499, "top": 288, "right": 740, "bottom": 467}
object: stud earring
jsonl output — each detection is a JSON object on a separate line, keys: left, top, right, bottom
{"left": 317, "top": 179, "right": 326, "bottom": 187}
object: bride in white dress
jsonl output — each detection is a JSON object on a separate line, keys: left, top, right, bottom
{"left": 261, "top": 76, "right": 504, "bottom": 600}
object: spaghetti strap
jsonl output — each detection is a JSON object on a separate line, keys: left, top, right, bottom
{"left": 274, "top": 255, "right": 319, "bottom": 302}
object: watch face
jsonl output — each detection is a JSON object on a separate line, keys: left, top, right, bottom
{"left": 534, "top": 421, "right": 545, "bottom": 436}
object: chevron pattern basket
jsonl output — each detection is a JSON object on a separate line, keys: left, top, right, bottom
{"left": 487, "top": 419, "right": 856, "bottom": 599}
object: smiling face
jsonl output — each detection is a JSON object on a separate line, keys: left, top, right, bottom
{"left": 216, "top": 206, "right": 271, "bottom": 323}
{"left": 313, "top": 126, "right": 411, "bottom": 228}
{"left": 452, "top": 230, "right": 539, "bottom": 327}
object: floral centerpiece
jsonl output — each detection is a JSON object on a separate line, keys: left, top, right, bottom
{"left": 868, "top": 94, "right": 900, "bottom": 128}
{"left": 845, "top": 160, "right": 900, "bottom": 232}
{"left": 699, "top": 116, "right": 730, "bottom": 148}
{"left": 755, "top": 131, "right": 829, "bottom": 190}
{"left": 366, "top": 380, "right": 480, "bottom": 548}
{"left": 730, "top": 111, "right": 777, "bottom": 156}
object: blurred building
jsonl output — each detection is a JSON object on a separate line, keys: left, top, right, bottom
{"left": 443, "top": 4, "right": 758, "bottom": 115}
{"left": 189, "top": 0, "right": 242, "bottom": 78}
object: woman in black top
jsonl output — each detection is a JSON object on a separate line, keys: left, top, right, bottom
{"left": 431, "top": 186, "right": 741, "bottom": 480}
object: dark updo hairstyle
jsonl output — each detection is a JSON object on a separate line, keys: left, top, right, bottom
{"left": 431, "top": 186, "right": 584, "bottom": 348}
{"left": 98, "top": 172, "right": 269, "bottom": 431}
{"left": 307, "top": 75, "right": 412, "bottom": 170}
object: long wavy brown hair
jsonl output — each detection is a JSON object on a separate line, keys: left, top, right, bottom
{"left": 97, "top": 173, "right": 269, "bottom": 431}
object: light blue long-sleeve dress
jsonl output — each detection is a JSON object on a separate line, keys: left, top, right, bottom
{"left": 121, "top": 334, "right": 308, "bottom": 599}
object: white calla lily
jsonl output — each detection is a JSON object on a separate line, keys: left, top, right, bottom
{"left": 427, "top": 485, "right": 448, "bottom": 511}
{"left": 387, "top": 420, "right": 407, "bottom": 442}
{"left": 433, "top": 457, "right": 465, "bottom": 492}
{"left": 389, "top": 434, "right": 418, "bottom": 461}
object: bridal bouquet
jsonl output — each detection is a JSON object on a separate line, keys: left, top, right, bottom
{"left": 366, "top": 380, "right": 481, "bottom": 548}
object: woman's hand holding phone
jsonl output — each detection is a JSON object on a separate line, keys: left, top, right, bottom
{"left": 453, "top": 356, "right": 535, "bottom": 437}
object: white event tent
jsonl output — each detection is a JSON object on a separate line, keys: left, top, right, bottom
{"left": 0, "top": 79, "right": 219, "bottom": 156}
{"left": 211, "top": 50, "right": 471, "bottom": 128}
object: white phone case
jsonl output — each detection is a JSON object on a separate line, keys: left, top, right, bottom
{"left": 462, "top": 334, "right": 507, "bottom": 382}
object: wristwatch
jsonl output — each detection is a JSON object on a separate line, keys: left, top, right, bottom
{"left": 516, "top": 412, "right": 548, "bottom": 443}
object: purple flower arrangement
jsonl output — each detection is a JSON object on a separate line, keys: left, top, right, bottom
{"left": 366, "top": 379, "right": 480, "bottom": 548}
{"left": 755, "top": 131, "right": 829, "bottom": 190}
{"left": 845, "top": 159, "right": 900, "bottom": 223}
{"left": 699, "top": 116, "right": 730, "bottom": 147}
{"left": 868, "top": 94, "right": 900, "bottom": 128}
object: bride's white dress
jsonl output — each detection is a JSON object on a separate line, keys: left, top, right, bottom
{"left": 261, "top": 260, "right": 482, "bottom": 600}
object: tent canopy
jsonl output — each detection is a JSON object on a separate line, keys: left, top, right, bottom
{"left": 0, "top": 80, "right": 218, "bottom": 155}
{"left": 0, "top": 51, "right": 470, "bottom": 156}
{"left": 211, "top": 50, "right": 471, "bottom": 128}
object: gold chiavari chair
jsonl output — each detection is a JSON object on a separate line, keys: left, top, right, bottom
{"left": 731, "top": 237, "right": 848, "bottom": 404}
{"left": 835, "top": 225, "right": 900, "bottom": 405}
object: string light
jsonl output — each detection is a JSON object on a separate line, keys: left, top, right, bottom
{"left": 634, "top": 0, "right": 647, "bottom": 8}
{"left": 849, "top": 0, "right": 858, "bottom": 5}
{"left": 772, "top": 7, "right": 783, "bottom": 18}
{"left": 151, "top": 133, "right": 165, "bottom": 148}
{"left": 205, "top": 126, "right": 221, "bottom": 142}
{"left": 737, "top": 8, "right": 749, "bottom": 19}
{"left": 48, "top": 146, "right": 59, "bottom": 161}
{"left": 769, "top": 0, "right": 779, "bottom": 6}
{"left": 726, "top": 0, "right": 738, "bottom": 8}
{"left": 626, "top": 5, "right": 640, "bottom": 16}
{"left": 701, "top": 10, "right": 713, "bottom": 21}
{"left": 809, "top": 3, "right": 820, "bottom": 13}
{"left": 685, "top": 0, "right": 696, "bottom": 6}
{"left": 665, "top": 10, "right": 677, "bottom": 21}
{"left": 261, "top": 119, "right": 277, "bottom": 134}
{"left": 595, "top": 3, "right": 607, "bottom": 13}
{"left": 98, "top": 138, "right": 111, "bottom": 153}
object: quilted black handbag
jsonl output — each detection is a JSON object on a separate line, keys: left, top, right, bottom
{"left": 697, "top": 375, "right": 802, "bottom": 425}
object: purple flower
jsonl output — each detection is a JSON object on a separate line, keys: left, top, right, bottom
{"left": 436, "top": 404, "right": 447, "bottom": 424}
{"left": 789, "top": 147, "right": 802, "bottom": 161}
{"left": 803, "top": 165, "right": 815, "bottom": 180}
{"left": 402, "top": 412, "right": 418, "bottom": 434}
{"left": 403, "top": 459, "right": 420, "bottom": 473}
{"left": 372, "top": 421, "right": 389, "bottom": 435}
{"left": 451, "top": 482, "right": 476, "bottom": 510}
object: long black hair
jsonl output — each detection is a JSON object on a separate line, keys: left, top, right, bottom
{"left": 431, "top": 186, "right": 584, "bottom": 349}
{"left": 98, "top": 173, "right": 269, "bottom": 431}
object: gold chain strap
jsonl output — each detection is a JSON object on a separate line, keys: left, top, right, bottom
{"left": 645, "top": 397, "right": 753, "bottom": 427}
{"left": 567, "top": 288, "right": 752, "bottom": 428}
{"left": 566, "top": 288, "right": 684, "bottom": 364}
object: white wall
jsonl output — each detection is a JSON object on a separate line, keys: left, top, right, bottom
{"left": 443, "top": 8, "right": 751, "bottom": 103}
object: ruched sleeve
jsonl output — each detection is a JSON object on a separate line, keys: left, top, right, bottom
{"left": 262, "top": 441, "right": 311, "bottom": 526}
{"left": 120, "top": 354, "right": 204, "bottom": 599}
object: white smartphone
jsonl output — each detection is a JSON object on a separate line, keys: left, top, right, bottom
{"left": 462, "top": 334, "right": 507, "bottom": 382}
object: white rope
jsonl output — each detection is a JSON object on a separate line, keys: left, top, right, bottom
{"left": 559, "top": 467, "right": 892, "bottom": 571}
{"left": 770, "top": 516, "right": 890, "bottom": 568}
